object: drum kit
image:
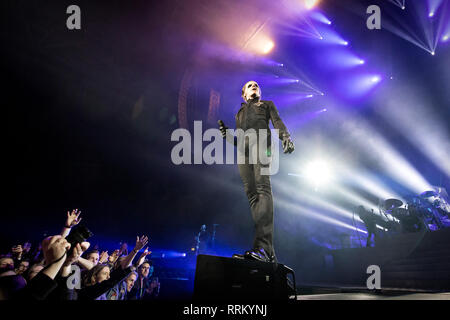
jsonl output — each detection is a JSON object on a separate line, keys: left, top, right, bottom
{"left": 380, "top": 189, "right": 449, "bottom": 233}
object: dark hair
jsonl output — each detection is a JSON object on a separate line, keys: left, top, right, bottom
{"left": 84, "top": 264, "right": 109, "bottom": 286}
{"left": 140, "top": 260, "right": 153, "bottom": 267}
{"left": 85, "top": 250, "right": 99, "bottom": 257}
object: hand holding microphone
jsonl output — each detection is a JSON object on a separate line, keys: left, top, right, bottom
{"left": 218, "top": 120, "right": 228, "bottom": 138}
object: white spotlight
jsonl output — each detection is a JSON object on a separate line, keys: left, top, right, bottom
{"left": 371, "top": 76, "right": 381, "bottom": 83}
{"left": 262, "top": 40, "right": 275, "bottom": 54}
{"left": 431, "top": 51, "right": 435, "bottom": 55}
{"left": 304, "top": 0, "right": 320, "bottom": 10}
{"left": 305, "top": 160, "right": 333, "bottom": 190}
{"left": 245, "top": 33, "right": 275, "bottom": 55}
{"left": 429, "top": 12, "right": 434, "bottom": 17}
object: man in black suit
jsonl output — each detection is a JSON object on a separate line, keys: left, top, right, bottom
{"left": 219, "top": 81, "right": 294, "bottom": 263}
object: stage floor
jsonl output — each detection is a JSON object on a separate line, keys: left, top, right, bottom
{"left": 296, "top": 292, "right": 450, "bottom": 300}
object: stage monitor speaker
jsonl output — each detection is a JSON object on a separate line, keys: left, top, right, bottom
{"left": 193, "top": 254, "right": 296, "bottom": 301}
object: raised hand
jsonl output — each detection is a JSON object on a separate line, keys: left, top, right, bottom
{"left": 66, "top": 209, "right": 82, "bottom": 228}
{"left": 136, "top": 247, "right": 152, "bottom": 267}
{"left": 119, "top": 243, "right": 128, "bottom": 256}
{"left": 64, "top": 242, "right": 90, "bottom": 266}
{"left": 120, "top": 237, "right": 149, "bottom": 270}
{"left": 282, "top": 136, "right": 295, "bottom": 154}
{"left": 109, "top": 249, "right": 120, "bottom": 263}
{"left": 218, "top": 120, "right": 228, "bottom": 138}
{"left": 98, "top": 251, "right": 109, "bottom": 264}
{"left": 42, "top": 235, "right": 71, "bottom": 265}
{"left": 134, "top": 235, "right": 149, "bottom": 252}
{"left": 66, "top": 244, "right": 82, "bottom": 266}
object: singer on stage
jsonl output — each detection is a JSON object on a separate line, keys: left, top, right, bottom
{"left": 219, "top": 81, "right": 294, "bottom": 263}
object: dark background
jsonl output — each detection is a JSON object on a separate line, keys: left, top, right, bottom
{"left": 2, "top": 0, "right": 449, "bottom": 268}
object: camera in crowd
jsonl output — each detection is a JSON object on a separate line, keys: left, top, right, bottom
{"left": 65, "top": 225, "right": 93, "bottom": 252}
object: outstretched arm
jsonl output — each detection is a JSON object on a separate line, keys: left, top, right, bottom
{"left": 120, "top": 235, "right": 149, "bottom": 269}
{"left": 134, "top": 247, "right": 152, "bottom": 268}
{"left": 76, "top": 256, "right": 94, "bottom": 270}
{"left": 269, "top": 101, "right": 294, "bottom": 153}
{"left": 60, "top": 242, "right": 90, "bottom": 277}
{"left": 268, "top": 101, "right": 289, "bottom": 138}
{"left": 61, "top": 209, "right": 82, "bottom": 238}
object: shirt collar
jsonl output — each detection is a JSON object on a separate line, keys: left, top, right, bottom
{"left": 243, "top": 97, "right": 260, "bottom": 106}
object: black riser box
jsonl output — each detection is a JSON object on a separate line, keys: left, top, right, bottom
{"left": 193, "top": 254, "right": 296, "bottom": 301}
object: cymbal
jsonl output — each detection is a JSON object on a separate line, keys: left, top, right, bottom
{"left": 420, "top": 190, "right": 438, "bottom": 198}
{"left": 384, "top": 198, "right": 403, "bottom": 209}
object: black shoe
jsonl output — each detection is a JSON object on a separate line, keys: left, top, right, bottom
{"left": 232, "top": 253, "right": 245, "bottom": 259}
{"left": 244, "top": 248, "right": 272, "bottom": 263}
{"left": 269, "top": 255, "right": 277, "bottom": 264}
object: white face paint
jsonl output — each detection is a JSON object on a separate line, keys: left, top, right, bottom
{"left": 242, "top": 81, "right": 261, "bottom": 102}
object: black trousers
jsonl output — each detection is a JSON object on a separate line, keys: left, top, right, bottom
{"left": 238, "top": 155, "right": 275, "bottom": 258}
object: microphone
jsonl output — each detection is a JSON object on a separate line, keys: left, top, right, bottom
{"left": 218, "top": 120, "right": 227, "bottom": 139}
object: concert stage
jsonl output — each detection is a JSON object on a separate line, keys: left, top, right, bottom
{"left": 295, "top": 228, "right": 450, "bottom": 292}
{"left": 296, "top": 291, "right": 450, "bottom": 300}
{"left": 189, "top": 229, "right": 450, "bottom": 302}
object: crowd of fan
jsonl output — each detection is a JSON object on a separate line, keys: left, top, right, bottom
{"left": 0, "top": 209, "right": 161, "bottom": 300}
